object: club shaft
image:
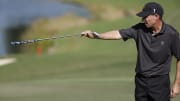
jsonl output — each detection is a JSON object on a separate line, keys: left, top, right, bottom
{"left": 11, "top": 34, "right": 80, "bottom": 45}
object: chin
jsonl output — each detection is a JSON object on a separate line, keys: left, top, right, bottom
{"left": 145, "top": 24, "right": 151, "bottom": 28}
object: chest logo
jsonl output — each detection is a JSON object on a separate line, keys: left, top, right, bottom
{"left": 161, "top": 41, "right": 165, "bottom": 46}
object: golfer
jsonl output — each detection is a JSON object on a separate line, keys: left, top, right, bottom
{"left": 81, "top": 2, "right": 180, "bottom": 101}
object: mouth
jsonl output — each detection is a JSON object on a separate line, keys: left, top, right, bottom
{"left": 144, "top": 22, "right": 150, "bottom": 27}
{"left": 144, "top": 22, "right": 149, "bottom": 26}
{"left": 144, "top": 21, "right": 148, "bottom": 24}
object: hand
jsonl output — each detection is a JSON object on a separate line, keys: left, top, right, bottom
{"left": 81, "top": 30, "right": 95, "bottom": 39}
{"left": 171, "top": 83, "right": 180, "bottom": 98}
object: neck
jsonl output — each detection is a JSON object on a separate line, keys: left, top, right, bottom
{"left": 152, "top": 20, "right": 163, "bottom": 33}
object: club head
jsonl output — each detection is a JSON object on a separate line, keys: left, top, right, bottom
{"left": 11, "top": 41, "right": 21, "bottom": 45}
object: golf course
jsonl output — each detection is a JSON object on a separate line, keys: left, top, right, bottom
{"left": 0, "top": 0, "right": 180, "bottom": 101}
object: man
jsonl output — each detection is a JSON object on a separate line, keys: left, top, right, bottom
{"left": 81, "top": 2, "right": 180, "bottom": 101}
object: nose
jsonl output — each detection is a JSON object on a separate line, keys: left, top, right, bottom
{"left": 141, "top": 16, "right": 147, "bottom": 23}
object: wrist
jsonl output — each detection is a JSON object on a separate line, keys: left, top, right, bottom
{"left": 92, "top": 32, "right": 100, "bottom": 39}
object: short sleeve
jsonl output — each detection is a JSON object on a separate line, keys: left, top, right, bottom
{"left": 171, "top": 33, "right": 180, "bottom": 60}
{"left": 119, "top": 23, "right": 141, "bottom": 41}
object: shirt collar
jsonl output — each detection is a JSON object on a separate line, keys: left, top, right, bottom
{"left": 149, "top": 21, "right": 166, "bottom": 36}
{"left": 159, "top": 21, "right": 166, "bottom": 34}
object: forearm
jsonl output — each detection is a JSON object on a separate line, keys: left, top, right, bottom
{"left": 174, "top": 60, "right": 180, "bottom": 85}
{"left": 96, "top": 30, "right": 122, "bottom": 40}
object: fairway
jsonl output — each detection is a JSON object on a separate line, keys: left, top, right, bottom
{"left": 0, "top": 35, "right": 180, "bottom": 101}
{"left": 0, "top": 78, "right": 134, "bottom": 101}
{"left": 0, "top": 78, "right": 180, "bottom": 101}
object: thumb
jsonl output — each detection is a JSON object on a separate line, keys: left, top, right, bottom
{"left": 81, "top": 32, "right": 86, "bottom": 37}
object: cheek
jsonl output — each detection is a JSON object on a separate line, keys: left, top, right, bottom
{"left": 147, "top": 18, "right": 156, "bottom": 24}
{"left": 145, "top": 17, "right": 152, "bottom": 23}
{"left": 151, "top": 17, "right": 157, "bottom": 23}
{"left": 145, "top": 16, "right": 155, "bottom": 24}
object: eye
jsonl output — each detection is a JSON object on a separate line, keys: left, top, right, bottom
{"left": 142, "top": 16, "right": 147, "bottom": 20}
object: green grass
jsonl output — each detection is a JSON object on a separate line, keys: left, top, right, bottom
{"left": 67, "top": 0, "right": 179, "bottom": 8}
{"left": 0, "top": 38, "right": 137, "bottom": 101}
{"left": 0, "top": 79, "right": 134, "bottom": 101}
{"left": 65, "top": 0, "right": 180, "bottom": 31}
{"left": 1, "top": 0, "right": 180, "bottom": 101}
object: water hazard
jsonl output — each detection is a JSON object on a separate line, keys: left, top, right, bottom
{"left": 0, "top": 0, "right": 90, "bottom": 56}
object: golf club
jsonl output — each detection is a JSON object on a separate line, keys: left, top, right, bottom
{"left": 11, "top": 34, "right": 81, "bottom": 45}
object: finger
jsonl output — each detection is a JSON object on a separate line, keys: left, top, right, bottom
{"left": 170, "top": 92, "right": 177, "bottom": 98}
{"left": 81, "top": 33, "right": 85, "bottom": 37}
{"left": 170, "top": 89, "right": 174, "bottom": 98}
{"left": 81, "top": 32, "right": 87, "bottom": 37}
{"left": 171, "top": 94, "right": 177, "bottom": 98}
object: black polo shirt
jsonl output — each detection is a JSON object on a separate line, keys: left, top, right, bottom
{"left": 119, "top": 22, "right": 180, "bottom": 76}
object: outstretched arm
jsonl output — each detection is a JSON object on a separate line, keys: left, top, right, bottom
{"left": 171, "top": 60, "right": 180, "bottom": 98}
{"left": 81, "top": 30, "right": 122, "bottom": 40}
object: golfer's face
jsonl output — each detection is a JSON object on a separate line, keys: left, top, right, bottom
{"left": 142, "top": 15, "right": 157, "bottom": 28}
